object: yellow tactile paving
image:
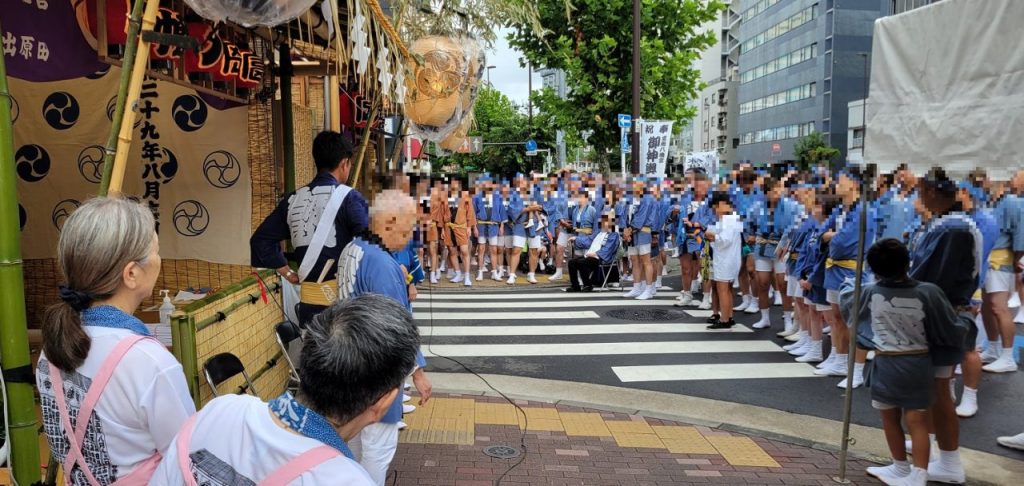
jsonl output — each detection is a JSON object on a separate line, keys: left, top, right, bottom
{"left": 605, "top": 419, "right": 655, "bottom": 435}
{"left": 612, "top": 432, "right": 666, "bottom": 449}
{"left": 654, "top": 426, "right": 719, "bottom": 454}
{"left": 474, "top": 402, "right": 522, "bottom": 426}
{"left": 516, "top": 407, "right": 565, "bottom": 431}
{"left": 559, "top": 412, "right": 613, "bottom": 437}
{"left": 399, "top": 397, "right": 476, "bottom": 446}
{"left": 707, "top": 436, "right": 781, "bottom": 468}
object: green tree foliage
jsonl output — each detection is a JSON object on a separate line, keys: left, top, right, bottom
{"left": 507, "top": 0, "right": 725, "bottom": 169}
{"left": 793, "top": 131, "right": 840, "bottom": 169}
{"left": 445, "top": 86, "right": 532, "bottom": 178}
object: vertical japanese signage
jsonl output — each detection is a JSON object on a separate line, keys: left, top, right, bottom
{"left": 2, "top": 0, "right": 107, "bottom": 82}
{"left": 638, "top": 120, "right": 674, "bottom": 177}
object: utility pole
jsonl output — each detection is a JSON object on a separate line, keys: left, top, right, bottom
{"left": 630, "top": 0, "right": 641, "bottom": 174}
{"left": 528, "top": 63, "right": 534, "bottom": 130}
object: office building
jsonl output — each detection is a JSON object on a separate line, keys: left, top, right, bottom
{"left": 538, "top": 67, "right": 568, "bottom": 167}
{"left": 689, "top": 1, "right": 742, "bottom": 168}
{"left": 735, "top": 0, "right": 886, "bottom": 164}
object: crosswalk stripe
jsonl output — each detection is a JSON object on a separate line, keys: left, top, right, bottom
{"left": 419, "top": 323, "right": 753, "bottom": 336}
{"left": 612, "top": 363, "right": 823, "bottom": 382}
{"left": 417, "top": 291, "right": 680, "bottom": 300}
{"left": 422, "top": 340, "right": 782, "bottom": 357}
{"left": 413, "top": 299, "right": 680, "bottom": 309}
{"left": 415, "top": 310, "right": 600, "bottom": 321}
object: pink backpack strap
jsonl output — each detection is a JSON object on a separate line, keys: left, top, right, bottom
{"left": 175, "top": 415, "right": 200, "bottom": 486}
{"left": 108, "top": 451, "right": 162, "bottom": 486}
{"left": 50, "top": 335, "right": 151, "bottom": 486}
{"left": 257, "top": 446, "right": 340, "bottom": 486}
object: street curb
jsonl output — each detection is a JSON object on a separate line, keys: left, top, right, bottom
{"left": 427, "top": 372, "right": 1020, "bottom": 486}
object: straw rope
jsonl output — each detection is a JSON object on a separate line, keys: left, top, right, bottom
{"left": 365, "top": 0, "right": 411, "bottom": 59}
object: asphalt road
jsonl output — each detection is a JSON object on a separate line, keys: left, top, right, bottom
{"left": 415, "top": 273, "right": 1024, "bottom": 461}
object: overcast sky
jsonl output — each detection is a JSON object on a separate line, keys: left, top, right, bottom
{"left": 485, "top": 28, "right": 538, "bottom": 106}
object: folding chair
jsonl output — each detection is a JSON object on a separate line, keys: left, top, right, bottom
{"left": 595, "top": 261, "right": 620, "bottom": 292}
{"left": 203, "top": 352, "right": 258, "bottom": 397}
{"left": 275, "top": 321, "right": 303, "bottom": 388}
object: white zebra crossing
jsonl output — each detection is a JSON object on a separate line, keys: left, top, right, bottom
{"left": 418, "top": 290, "right": 821, "bottom": 382}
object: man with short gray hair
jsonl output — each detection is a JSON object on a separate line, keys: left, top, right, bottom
{"left": 150, "top": 294, "right": 421, "bottom": 485}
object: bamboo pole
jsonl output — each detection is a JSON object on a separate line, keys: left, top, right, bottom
{"left": 328, "top": 76, "right": 341, "bottom": 132}
{"left": 279, "top": 43, "right": 297, "bottom": 192}
{"left": 98, "top": 0, "right": 159, "bottom": 196}
{"left": 0, "top": 26, "right": 42, "bottom": 486}
{"left": 348, "top": 101, "right": 380, "bottom": 189}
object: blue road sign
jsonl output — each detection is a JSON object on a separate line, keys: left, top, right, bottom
{"left": 618, "top": 114, "right": 632, "bottom": 128}
{"left": 620, "top": 129, "right": 630, "bottom": 153}
{"left": 525, "top": 140, "right": 538, "bottom": 152}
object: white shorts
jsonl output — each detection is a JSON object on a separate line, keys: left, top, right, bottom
{"left": 477, "top": 236, "right": 499, "bottom": 246}
{"left": 826, "top": 289, "right": 840, "bottom": 305}
{"left": 556, "top": 231, "right": 570, "bottom": 247}
{"left": 984, "top": 270, "right": 1015, "bottom": 293}
{"left": 816, "top": 303, "right": 831, "bottom": 312}
{"left": 754, "top": 257, "right": 787, "bottom": 273}
{"left": 503, "top": 235, "right": 515, "bottom": 249}
{"left": 786, "top": 276, "right": 802, "bottom": 298}
{"left": 627, "top": 244, "right": 652, "bottom": 256}
{"left": 513, "top": 235, "right": 542, "bottom": 249}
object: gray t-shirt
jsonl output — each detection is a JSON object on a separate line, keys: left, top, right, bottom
{"left": 841, "top": 279, "right": 959, "bottom": 353}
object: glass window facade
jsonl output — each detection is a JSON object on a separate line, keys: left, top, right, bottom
{"left": 742, "top": 0, "right": 783, "bottom": 22}
{"left": 740, "top": 44, "right": 817, "bottom": 84}
{"left": 740, "top": 83, "right": 816, "bottom": 114}
{"left": 741, "top": 4, "right": 818, "bottom": 53}
{"left": 740, "top": 123, "right": 816, "bottom": 145}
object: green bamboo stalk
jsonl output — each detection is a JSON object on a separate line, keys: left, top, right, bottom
{"left": 0, "top": 26, "right": 42, "bottom": 485}
{"left": 97, "top": 0, "right": 150, "bottom": 197}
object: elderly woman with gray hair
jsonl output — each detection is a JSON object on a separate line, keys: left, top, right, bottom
{"left": 36, "top": 197, "right": 195, "bottom": 485}
{"left": 151, "top": 294, "right": 421, "bottom": 485}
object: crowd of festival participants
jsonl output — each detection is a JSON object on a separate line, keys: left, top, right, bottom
{"left": 31, "top": 129, "right": 1024, "bottom": 486}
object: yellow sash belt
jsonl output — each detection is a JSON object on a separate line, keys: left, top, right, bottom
{"left": 300, "top": 280, "right": 338, "bottom": 307}
{"left": 826, "top": 258, "right": 858, "bottom": 270}
{"left": 575, "top": 228, "right": 593, "bottom": 235}
{"left": 989, "top": 248, "right": 1013, "bottom": 271}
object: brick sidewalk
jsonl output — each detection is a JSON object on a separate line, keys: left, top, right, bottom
{"left": 391, "top": 393, "right": 882, "bottom": 485}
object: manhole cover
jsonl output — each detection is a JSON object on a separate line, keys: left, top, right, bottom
{"left": 483, "top": 445, "right": 521, "bottom": 459}
{"left": 605, "top": 308, "right": 688, "bottom": 321}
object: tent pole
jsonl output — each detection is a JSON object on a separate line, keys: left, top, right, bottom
{"left": 100, "top": 0, "right": 161, "bottom": 196}
{"left": 97, "top": 0, "right": 150, "bottom": 196}
{"left": 0, "top": 29, "right": 42, "bottom": 486}
{"left": 279, "top": 43, "right": 296, "bottom": 192}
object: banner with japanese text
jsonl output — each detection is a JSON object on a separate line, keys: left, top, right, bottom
{"left": 638, "top": 120, "right": 674, "bottom": 177}
{"left": 685, "top": 151, "right": 720, "bottom": 181}
{"left": 8, "top": 66, "right": 252, "bottom": 265}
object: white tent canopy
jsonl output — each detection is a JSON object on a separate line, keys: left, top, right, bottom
{"left": 864, "top": 0, "right": 1024, "bottom": 180}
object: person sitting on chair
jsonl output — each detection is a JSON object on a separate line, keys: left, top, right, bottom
{"left": 567, "top": 215, "right": 621, "bottom": 292}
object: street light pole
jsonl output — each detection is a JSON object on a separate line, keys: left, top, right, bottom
{"left": 486, "top": 65, "right": 496, "bottom": 86}
{"left": 528, "top": 62, "right": 534, "bottom": 130}
{"left": 630, "top": 0, "right": 641, "bottom": 175}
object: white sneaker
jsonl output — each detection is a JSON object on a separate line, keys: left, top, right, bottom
{"left": 744, "top": 301, "right": 760, "bottom": 314}
{"left": 637, "top": 286, "right": 656, "bottom": 300}
{"left": 624, "top": 274, "right": 634, "bottom": 282}
{"left": 397, "top": 421, "right": 408, "bottom": 431}
{"left": 691, "top": 281, "right": 701, "bottom": 293}
{"left": 817, "top": 352, "right": 837, "bottom": 369}
{"left": 777, "top": 321, "right": 798, "bottom": 338}
{"left": 788, "top": 338, "right": 813, "bottom": 357}
{"left": 624, "top": 285, "right": 645, "bottom": 298}
{"left": 926, "top": 454, "right": 965, "bottom": 484}
{"left": 697, "top": 294, "right": 712, "bottom": 310}
{"left": 814, "top": 357, "right": 848, "bottom": 376}
{"left": 982, "top": 355, "right": 1018, "bottom": 374}
{"left": 956, "top": 394, "right": 977, "bottom": 418}
{"left": 654, "top": 278, "right": 663, "bottom": 289}
{"left": 403, "top": 404, "right": 416, "bottom": 414}
{"left": 783, "top": 333, "right": 808, "bottom": 351}
{"left": 997, "top": 432, "right": 1024, "bottom": 451}
{"left": 492, "top": 271, "right": 503, "bottom": 281}
{"left": 796, "top": 343, "right": 824, "bottom": 362}
{"left": 675, "top": 292, "right": 694, "bottom": 307}
{"left": 476, "top": 271, "right": 485, "bottom": 281}
{"left": 866, "top": 463, "right": 911, "bottom": 485}
{"left": 837, "top": 373, "right": 864, "bottom": 389}
{"left": 979, "top": 346, "right": 1000, "bottom": 364}
{"left": 527, "top": 273, "right": 538, "bottom": 284}
{"left": 548, "top": 271, "right": 563, "bottom": 282}
{"left": 449, "top": 272, "right": 462, "bottom": 283}
{"left": 464, "top": 276, "right": 473, "bottom": 287}
{"left": 430, "top": 273, "right": 439, "bottom": 284}
{"left": 898, "top": 467, "right": 928, "bottom": 486}
{"left": 733, "top": 295, "right": 750, "bottom": 311}
{"left": 752, "top": 312, "right": 771, "bottom": 329}
{"left": 506, "top": 275, "right": 517, "bottom": 285}
{"left": 403, "top": 394, "right": 411, "bottom": 403}
{"left": 661, "top": 267, "right": 669, "bottom": 276}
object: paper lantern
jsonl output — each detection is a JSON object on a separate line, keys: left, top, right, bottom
{"left": 184, "top": 0, "right": 317, "bottom": 27}
{"left": 439, "top": 113, "right": 474, "bottom": 153}
{"left": 404, "top": 36, "right": 486, "bottom": 143}
{"left": 73, "top": 0, "right": 130, "bottom": 49}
